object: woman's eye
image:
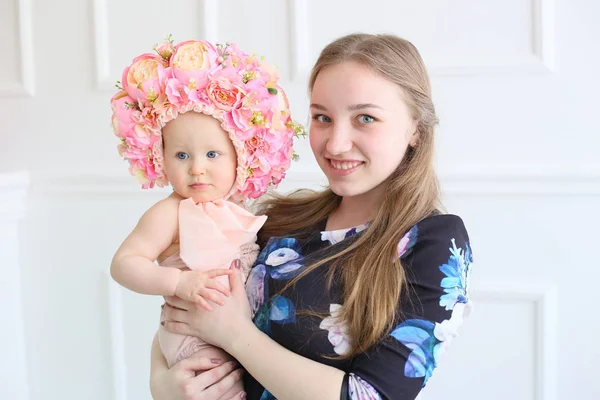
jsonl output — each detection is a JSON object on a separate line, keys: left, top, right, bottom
{"left": 207, "top": 151, "right": 219, "bottom": 159}
{"left": 176, "top": 152, "right": 189, "bottom": 160}
{"left": 313, "top": 114, "right": 332, "bottom": 123}
{"left": 357, "top": 114, "right": 375, "bottom": 124}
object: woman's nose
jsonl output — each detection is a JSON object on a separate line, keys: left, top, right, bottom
{"left": 325, "top": 125, "right": 353, "bottom": 155}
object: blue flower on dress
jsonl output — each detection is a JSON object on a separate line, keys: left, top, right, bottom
{"left": 260, "top": 389, "right": 276, "bottom": 400}
{"left": 391, "top": 238, "right": 474, "bottom": 387}
{"left": 269, "top": 295, "right": 296, "bottom": 324}
{"left": 390, "top": 319, "right": 439, "bottom": 386}
{"left": 254, "top": 303, "right": 271, "bottom": 335}
{"left": 439, "top": 239, "right": 472, "bottom": 311}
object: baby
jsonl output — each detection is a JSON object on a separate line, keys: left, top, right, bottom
{"left": 109, "top": 36, "right": 304, "bottom": 396}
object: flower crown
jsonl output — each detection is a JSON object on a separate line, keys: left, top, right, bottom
{"left": 110, "top": 35, "right": 305, "bottom": 199}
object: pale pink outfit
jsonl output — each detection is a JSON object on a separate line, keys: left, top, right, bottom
{"left": 158, "top": 198, "right": 266, "bottom": 367}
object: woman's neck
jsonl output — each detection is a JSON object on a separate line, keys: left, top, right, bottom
{"left": 326, "top": 191, "right": 381, "bottom": 231}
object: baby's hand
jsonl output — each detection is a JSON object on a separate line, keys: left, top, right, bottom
{"left": 174, "top": 269, "right": 232, "bottom": 311}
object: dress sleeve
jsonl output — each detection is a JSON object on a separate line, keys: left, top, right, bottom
{"left": 343, "top": 214, "right": 474, "bottom": 400}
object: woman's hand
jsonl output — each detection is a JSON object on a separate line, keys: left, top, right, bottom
{"left": 161, "top": 260, "right": 255, "bottom": 351}
{"left": 150, "top": 341, "right": 245, "bottom": 400}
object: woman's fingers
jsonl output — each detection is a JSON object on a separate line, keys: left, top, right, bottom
{"left": 228, "top": 260, "right": 245, "bottom": 295}
{"left": 199, "top": 366, "right": 245, "bottom": 399}
{"left": 198, "top": 288, "right": 226, "bottom": 306}
{"left": 206, "top": 269, "right": 233, "bottom": 278}
{"left": 165, "top": 295, "right": 190, "bottom": 310}
{"left": 176, "top": 354, "right": 223, "bottom": 375}
{"left": 190, "top": 360, "right": 240, "bottom": 390}
{"left": 163, "top": 303, "right": 188, "bottom": 323}
{"left": 204, "top": 279, "right": 231, "bottom": 297}
{"left": 162, "top": 320, "right": 195, "bottom": 336}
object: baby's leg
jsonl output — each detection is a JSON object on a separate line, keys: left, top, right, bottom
{"left": 193, "top": 345, "right": 244, "bottom": 398}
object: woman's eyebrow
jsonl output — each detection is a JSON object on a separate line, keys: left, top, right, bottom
{"left": 347, "top": 103, "right": 383, "bottom": 111}
{"left": 309, "top": 103, "right": 384, "bottom": 111}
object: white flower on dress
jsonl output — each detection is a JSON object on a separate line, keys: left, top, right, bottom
{"left": 321, "top": 224, "right": 368, "bottom": 245}
{"left": 433, "top": 302, "right": 472, "bottom": 362}
{"left": 319, "top": 304, "right": 351, "bottom": 356}
{"left": 265, "top": 247, "right": 299, "bottom": 266}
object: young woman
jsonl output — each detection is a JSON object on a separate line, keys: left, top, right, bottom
{"left": 150, "top": 32, "right": 474, "bottom": 400}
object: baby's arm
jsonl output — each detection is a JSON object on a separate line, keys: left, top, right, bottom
{"left": 110, "top": 194, "right": 182, "bottom": 296}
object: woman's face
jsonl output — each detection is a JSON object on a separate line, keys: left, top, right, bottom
{"left": 309, "top": 61, "right": 418, "bottom": 202}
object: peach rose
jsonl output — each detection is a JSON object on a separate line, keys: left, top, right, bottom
{"left": 207, "top": 77, "right": 246, "bottom": 111}
{"left": 122, "top": 54, "right": 165, "bottom": 105}
{"left": 170, "top": 40, "right": 218, "bottom": 91}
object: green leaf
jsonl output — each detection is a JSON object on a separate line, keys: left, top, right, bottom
{"left": 267, "top": 87, "right": 278, "bottom": 95}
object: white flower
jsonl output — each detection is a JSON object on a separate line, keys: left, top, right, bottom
{"left": 319, "top": 304, "right": 351, "bottom": 356}
{"left": 265, "top": 248, "right": 299, "bottom": 266}
{"left": 433, "top": 302, "right": 472, "bottom": 361}
{"left": 321, "top": 224, "right": 368, "bottom": 245}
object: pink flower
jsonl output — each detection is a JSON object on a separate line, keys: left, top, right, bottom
{"left": 244, "top": 129, "right": 271, "bottom": 154}
{"left": 110, "top": 92, "right": 137, "bottom": 138}
{"left": 164, "top": 78, "right": 190, "bottom": 107}
{"left": 207, "top": 77, "right": 246, "bottom": 111}
{"left": 244, "top": 82, "right": 278, "bottom": 112}
{"left": 128, "top": 157, "right": 159, "bottom": 189}
{"left": 155, "top": 41, "right": 175, "bottom": 60}
{"left": 224, "top": 103, "right": 254, "bottom": 134}
{"left": 241, "top": 174, "right": 271, "bottom": 199}
{"left": 271, "top": 88, "right": 291, "bottom": 131}
{"left": 211, "top": 65, "right": 244, "bottom": 85}
{"left": 119, "top": 124, "right": 159, "bottom": 153}
{"left": 261, "top": 128, "right": 287, "bottom": 153}
{"left": 122, "top": 54, "right": 166, "bottom": 105}
{"left": 152, "top": 93, "right": 178, "bottom": 122}
{"left": 248, "top": 153, "right": 273, "bottom": 174}
{"left": 170, "top": 40, "right": 219, "bottom": 91}
{"left": 259, "top": 60, "right": 279, "bottom": 85}
{"left": 119, "top": 144, "right": 149, "bottom": 160}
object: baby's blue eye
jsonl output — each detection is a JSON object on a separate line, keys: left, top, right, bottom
{"left": 176, "top": 152, "right": 189, "bottom": 160}
{"left": 207, "top": 151, "right": 219, "bottom": 159}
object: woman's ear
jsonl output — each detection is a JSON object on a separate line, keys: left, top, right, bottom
{"left": 408, "top": 120, "right": 419, "bottom": 148}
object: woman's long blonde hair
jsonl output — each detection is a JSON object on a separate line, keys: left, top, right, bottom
{"left": 257, "top": 33, "right": 442, "bottom": 358}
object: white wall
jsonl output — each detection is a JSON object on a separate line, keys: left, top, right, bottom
{"left": 2, "top": 0, "right": 599, "bottom": 399}
{"left": 0, "top": 172, "right": 30, "bottom": 400}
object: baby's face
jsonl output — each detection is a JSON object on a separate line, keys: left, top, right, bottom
{"left": 162, "top": 112, "right": 237, "bottom": 202}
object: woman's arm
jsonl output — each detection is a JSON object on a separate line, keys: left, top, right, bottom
{"left": 163, "top": 265, "right": 346, "bottom": 400}
{"left": 229, "top": 320, "right": 345, "bottom": 400}
{"left": 150, "top": 333, "right": 246, "bottom": 400}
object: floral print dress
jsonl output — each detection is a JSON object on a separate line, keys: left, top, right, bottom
{"left": 243, "top": 214, "right": 473, "bottom": 400}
